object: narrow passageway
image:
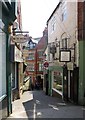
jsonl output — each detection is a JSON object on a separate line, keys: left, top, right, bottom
{"left": 8, "top": 90, "right": 83, "bottom": 119}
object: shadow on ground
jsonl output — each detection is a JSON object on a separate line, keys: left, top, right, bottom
{"left": 22, "top": 90, "right": 83, "bottom": 119}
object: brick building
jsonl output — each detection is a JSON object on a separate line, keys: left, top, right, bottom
{"left": 23, "top": 28, "right": 48, "bottom": 89}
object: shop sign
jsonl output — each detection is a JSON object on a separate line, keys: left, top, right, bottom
{"left": 59, "top": 50, "right": 71, "bottom": 62}
{"left": 14, "top": 46, "right": 23, "bottom": 62}
{"left": 11, "top": 34, "right": 29, "bottom": 43}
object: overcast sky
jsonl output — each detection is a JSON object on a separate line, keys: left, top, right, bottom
{"left": 21, "top": 0, "right": 59, "bottom": 38}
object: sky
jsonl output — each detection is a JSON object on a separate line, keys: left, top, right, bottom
{"left": 21, "top": 0, "right": 59, "bottom": 38}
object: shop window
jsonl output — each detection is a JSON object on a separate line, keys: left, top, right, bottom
{"left": 53, "top": 71, "right": 63, "bottom": 93}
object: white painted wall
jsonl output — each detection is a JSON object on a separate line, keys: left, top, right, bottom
{"left": 0, "top": 30, "right": 6, "bottom": 98}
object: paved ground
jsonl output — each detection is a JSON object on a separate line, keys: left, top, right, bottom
{"left": 7, "top": 90, "right": 84, "bottom": 119}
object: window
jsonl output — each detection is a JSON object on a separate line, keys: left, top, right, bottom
{"left": 38, "top": 51, "right": 43, "bottom": 58}
{"left": 62, "top": 38, "right": 67, "bottom": 49}
{"left": 27, "top": 64, "right": 34, "bottom": 71}
{"left": 61, "top": 1, "right": 67, "bottom": 21}
{"left": 51, "top": 16, "right": 56, "bottom": 33}
{"left": 27, "top": 41, "right": 36, "bottom": 49}
{"left": 27, "top": 53, "right": 34, "bottom": 60}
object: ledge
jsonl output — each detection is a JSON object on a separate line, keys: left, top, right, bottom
{"left": 0, "top": 94, "right": 7, "bottom": 102}
{"left": 52, "top": 88, "right": 62, "bottom": 96}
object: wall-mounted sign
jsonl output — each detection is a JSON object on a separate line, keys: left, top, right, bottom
{"left": 11, "top": 34, "right": 29, "bottom": 43}
{"left": 59, "top": 50, "right": 71, "bottom": 62}
{"left": 15, "top": 46, "right": 23, "bottom": 62}
{"left": 10, "top": 45, "right": 23, "bottom": 62}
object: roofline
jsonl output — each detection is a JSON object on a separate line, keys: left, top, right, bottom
{"left": 47, "top": 1, "right": 61, "bottom": 25}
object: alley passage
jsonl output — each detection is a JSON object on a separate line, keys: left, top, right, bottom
{"left": 8, "top": 90, "right": 83, "bottom": 119}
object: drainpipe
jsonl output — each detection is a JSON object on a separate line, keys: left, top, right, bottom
{"left": 6, "top": 25, "right": 12, "bottom": 116}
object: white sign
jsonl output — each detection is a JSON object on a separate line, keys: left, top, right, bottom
{"left": 59, "top": 50, "right": 71, "bottom": 62}
{"left": 11, "top": 34, "right": 29, "bottom": 43}
{"left": 15, "top": 46, "right": 23, "bottom": 62}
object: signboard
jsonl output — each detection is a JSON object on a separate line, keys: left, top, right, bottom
{"left": 59, "top": 50, "right": 71, "bottom": 62}
{"left": 15, "top": 46, "right": 23, "bottom": 62}
{"left": 11, "top": 34, "right": 29, "bottom": 43}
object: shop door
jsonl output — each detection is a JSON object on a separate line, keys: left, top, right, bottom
{"left": 73, "top": 67, "right": 79, "bottom": 103}
{"left": 70, "top": 67, "right": 79, "bottom": 104}
{"left": 45, "top": 74, "right": 48, "bottom": 95}
{"left": 63, "top": 65, "right": 68, "bottom": 101}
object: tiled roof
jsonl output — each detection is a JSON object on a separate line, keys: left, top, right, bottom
{"left": 36, "top": 36, "right": 47, "bottom": 51}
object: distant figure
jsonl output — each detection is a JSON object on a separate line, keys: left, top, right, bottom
{"left": 30, "top": 77, "right": 34, "bottom": 91}
{"left": 31, "top": 83, "right": 34, "bottom": 90}
{"left": 35, "top": 81, "right": 40, "bottom": 90}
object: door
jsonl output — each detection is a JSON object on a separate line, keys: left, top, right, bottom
{"left": 63, "top": 65, "right": 68, "bottom": 101}
{"left": 73, "top": 67, "right": 79, "bottom": 103}
{"left": 70, "top": 67, "right": 79, "bottom": 103}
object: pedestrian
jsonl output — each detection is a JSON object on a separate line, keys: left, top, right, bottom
{"left": 31, "top": 83, "right": 34, "bottom": 90}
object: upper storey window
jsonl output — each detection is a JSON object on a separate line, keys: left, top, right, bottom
{"left": 27, "top": 40, "right": 36, "bottom": 49}
{"left": 61, "top": 0, "right": 67, "bottom": 21}
{"left": 51, "top": 16, "right": 56, "bottom": 33}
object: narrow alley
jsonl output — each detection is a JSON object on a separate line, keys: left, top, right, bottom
{"left": 7, "top": 90, "right": 84, "bottom": 119}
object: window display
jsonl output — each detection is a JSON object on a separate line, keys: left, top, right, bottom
{"left": 53, "top": 71, "right": 63, "bottom": 93}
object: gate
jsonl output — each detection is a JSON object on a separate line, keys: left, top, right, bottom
{"left": 70, "top": 67, "right": 79, "bottom": 104}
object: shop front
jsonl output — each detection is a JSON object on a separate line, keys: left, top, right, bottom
{"left": 48, "top": 65, "right": 63, "bottom": 99}
{"left": 0, "top": 1, "right": 17, "bottom": 118}
{"left": 10, "top": 44, "right": 23, "bottom": 100}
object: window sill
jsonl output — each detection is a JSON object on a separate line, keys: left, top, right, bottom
{"left": 52, "top": 88, "right": 62, "bottom": 96}
{"left": 0, "top": 94, "right": 7, "bottom": 102}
